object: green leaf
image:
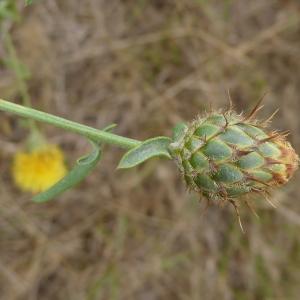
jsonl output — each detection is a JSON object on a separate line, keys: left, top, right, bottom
{"left": 0, "top": 0, "right": 19, "bottom": 23}
{"left": 117, "top": 136, "right": 172, "bottom": 169}
{"left": 32, "top": 124, "right": 117, "bottom": 203}
{"left": 172, "top": 122, "right": 188, "bottom": 142}
{"left": 32, "top": 143, "right": 102, "bottom": 203}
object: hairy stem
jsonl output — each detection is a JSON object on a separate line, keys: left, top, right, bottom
{"left": 0, "top": 99, "right": 141, "bottom": 149}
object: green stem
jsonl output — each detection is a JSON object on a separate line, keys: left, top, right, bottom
{"left": 0, "top": 99, "right": 141, "bottom": 150}
{"left": 4, "top": 34, "right": 32, "bottom": 107}
{"left": 4, "top": 33, "right": 37, "bottom": 131}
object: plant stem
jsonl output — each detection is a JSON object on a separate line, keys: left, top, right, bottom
{"left": 4, "top": 34, "right": 32, "bottom": 108}
{"left": 4, "top": 33, "right": 37, "bottom": 131}
{"left": 0, "top": 99, "right": 141, "bottom": 149}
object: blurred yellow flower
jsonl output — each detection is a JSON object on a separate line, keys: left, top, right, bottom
{"left": 13, "top": 145, "right": 67, "bottom": 193}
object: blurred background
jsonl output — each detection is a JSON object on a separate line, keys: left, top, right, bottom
{"left": 0, "top": 1, "right": 300, "bottom": 299}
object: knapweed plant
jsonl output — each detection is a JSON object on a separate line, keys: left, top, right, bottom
{"left": 0, "top": 1, "right": 298, "bottom": 231}
{"left": 0, "top": 98, "right": 299, "bottom": 219}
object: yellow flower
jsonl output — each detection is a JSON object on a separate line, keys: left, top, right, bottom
{"left": 13, "top": 145, "right": 67, "bottom": 193}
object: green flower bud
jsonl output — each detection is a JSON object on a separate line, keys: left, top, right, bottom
{"left": 169, "top": 109, "right": 299, "bottom": 203}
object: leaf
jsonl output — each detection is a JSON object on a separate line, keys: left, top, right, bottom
{"left": 172, "top": 122, "right": 188, "bottom": 142}
{"left": 32, "top": 143, "right": 102, "bottom": 203}
{"left": 0, "top": 1, "right": 19, "bottom": 22}
{"left": 117, "top": 136, "right": 172, "bottom": 169}
{"left": 32, "top": 124, "right": 117, "bottom": 203}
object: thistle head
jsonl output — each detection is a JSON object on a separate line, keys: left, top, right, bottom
{"left": 169, "top": 106, "right": 299, "bottom": 203}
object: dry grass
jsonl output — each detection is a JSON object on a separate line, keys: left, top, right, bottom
{"left": 1, "top": 0, "right": 300, "bottom": 299}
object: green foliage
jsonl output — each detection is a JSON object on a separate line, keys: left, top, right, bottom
{"left": 172, "top": 122, "right": 188, "bottom": 142}
{"left": 118, "top": 136, "right": 172, "bottom": 169}
{"left": 33, "top": 125, "right": 117, "bottom": 203}
{"left": 33, "top": 142, "right": 102, "bottom": 203}
{"left": 0, "top": 0, "right": 18, "bottom": 23}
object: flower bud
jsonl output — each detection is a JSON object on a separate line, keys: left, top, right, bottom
{"left": 169, "top": 109, "right": 299, "bottom": 202}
